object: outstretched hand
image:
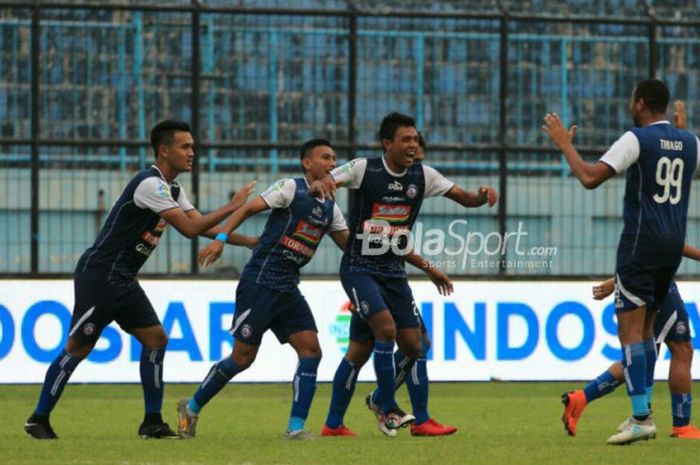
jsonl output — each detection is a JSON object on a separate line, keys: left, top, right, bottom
{"left": 674, "top": 100, "right": 687, "bottom": 129}
{"left": 230, "top": 181, "right": 257, "bottom": 210}
{"left": 542, "top": 113, "right": 577, "bottom": 150}
{"left": 478, "top": 186, "right": 498, "bottom": 207}
{"left": 308, "top": 176, "right": 337, "bottom": 200}
{"left": 198, "top": 240, "right": 225, "bottom": 268}
{"left": 427, "top": 267, "right": 454, "bottom": 296}
{"left": 592, "top": 279, "right": 615, "bottom": 301}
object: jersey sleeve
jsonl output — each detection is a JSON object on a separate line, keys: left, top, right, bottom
{"left": 696, "top": 136, "right": 700, "bottom": 169}
{"left": 175, "top": 185, "right": 196, "bottom": 212}
{"left": 330, "top": 158, "right": 368, "bottom": 189}
{"left": 598, "top": 131, "right": 640, "bottom": 173}
{"left": 423, "top": 165, "right": 456, "bottom": 198}
{"left": 260, "top": 178, "right": 297, "bottom": 209}
{"left": 328, "top": 203, "right": 348, "bottom": 233}
{"left": 133, "top": 177, "right": 181, "bottom": 213}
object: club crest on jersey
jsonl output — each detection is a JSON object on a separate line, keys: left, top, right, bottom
{"left": 675, "top": 321, "right": 687, "bottom": 335}
{"left": 240, "top": 324, "right": 253, "bottom": 339}
{"left": 406, "top": 184, "right": 419, "bottom": 199}
{"left": 370, "top": 202, "right": 411, "bottom": 223}
{"left": 82, "top": 322, "right": 96, "bottom": 337}
{"left": 387, "top": 181, "right": 403, "bottom": 192}
{"left": 312, "top": 206, "right": 323, "bottom": 218}
{"left": 156, "top": 183, "right": 172, "bottom": 199}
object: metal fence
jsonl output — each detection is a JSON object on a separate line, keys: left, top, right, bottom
{"left": 2, "top": 0, "right": 700, "bottom": 277}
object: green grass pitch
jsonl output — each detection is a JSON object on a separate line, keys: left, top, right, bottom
{"left": 2, "top": 382, "right": 698, "bottom": 465}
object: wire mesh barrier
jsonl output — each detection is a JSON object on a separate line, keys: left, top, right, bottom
{"left": 1, "top": 1, "right": 700, "bottom": 277}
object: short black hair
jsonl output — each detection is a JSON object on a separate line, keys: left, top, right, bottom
{"left": 299, "top": 138, "right": 332, "bottom": 172}
{"left": 418, "top": 131, "right": 427, "bottom": 150}
{"left": 633, "top": 79, "right": 670, "bottom": 114}
{"left": 378, "top": 112, "right": 416, "bottom": 147}
{"left": 150, "top": 120, "right": 192, "bottom": 159}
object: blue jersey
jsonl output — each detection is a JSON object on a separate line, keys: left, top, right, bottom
{"left": 76, "top": 166, "right": 195, "bottom": 286}
{"left": 614, "top": 124, "right": 697, "bottom": 264}
{"left": 240, "top": 177, "right": 345, "bottom": 292}
{"left": 332, "top": 156, "right": 453, "bottom": 277}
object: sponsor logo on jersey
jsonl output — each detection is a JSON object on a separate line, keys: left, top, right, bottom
{"left": 291, "top": 220, "right": 324, "bottom": 245}
{"left": 280, "top": 236, "right": 316, "bottom": 259}
{"left": 262, "top": 180, "right": 287, "bottom": 198}
{"left": 387, "top": 180, "right": 403, "bottom": 191}
{"left": 360, "top": 220, "right": 410, "bottom": 236}
{"left": 141, "top": 231, "right": 161, "bottom": 247}
{"left": 370, "top": 202, "right": 411, "bottom": 223}
{"left": 155, "top": 219, "right": 168, "bottom": 232}
{"left": 135, "top": 243, "right": 154, "bottom": 256}
{"left": 336, "top": 160, "right": 357, "bottom": 175}
{"left": 156, "top": 183, "right": 172, "bottom": 199}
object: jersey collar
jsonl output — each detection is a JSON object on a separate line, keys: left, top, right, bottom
{"left": 648, "top": 120, "right": 671, "bottom": 126}
{"left": 381, "top": 156, "right": 407, "bottom": 177}
{"left": 151, "top": 165, "right": 168, "bottom": 182}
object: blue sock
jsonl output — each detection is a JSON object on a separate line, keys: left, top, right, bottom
{"left": 373, "top": 340, "right": 397, "bottom": 414}
{"left": 672, "top": 393, "right": 692, "bottom": 427}
{"left": 643, "top": 338, "right": 657, "bottom": 406}
{"left": 35, "top": 349, "right": 81, "bottom": 416}
{"left": 190, "top": 357, "right": 242, "bottom": 413}
{"left": 407, "top": 357, "right": 429, "bottom": 425}
{"left": 371, "top": 350, "right": 414, "bottom": 407}
{"left": 621, "top": 342, "right": 649, "bottom": 418}
{"left": 288, "top": 356, "right": 321, "bottom": 431}
{"left": 583, "top": 370, "right": 620, "bottom": 403}
{"left": 325, "top": 358, "right": 359, "bottom": 428}
{"left": 140, "top": 347, "right": 165, "bottom": 414}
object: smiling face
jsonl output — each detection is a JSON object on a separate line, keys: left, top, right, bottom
{"left": 160, "top": 131, "right": 195, "bottom": 173}
{"left": 303, "top": 144, "right": 337, "bottom": 182}
{"left": 383, "top": 125, "right": 419, "bottom": 170}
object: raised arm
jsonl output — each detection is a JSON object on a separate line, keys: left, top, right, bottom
{"left": 542, "top": 113, "right": 615, "bottom": 189}
{"left": 444, "top": 185, "right": 498, "bottom": 208}
{"left": 198, "top": 196, "right": 269, "bottom": 268}
{"left": 308, "top": 158, "right": 368, "bottom": 200}
{"left": 185, "top": 209, "right": 259, "bottom": 249}
{"left": 674, "top": 100, "right": 687, "bottom": 129}
{"left": 157, "top": 181, "right": 256, "bottom": 238}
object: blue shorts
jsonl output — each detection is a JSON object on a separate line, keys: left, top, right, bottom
{"left": 655, "top": 282, "right": 691, "bottom": 344}
{"left": 231, "top": 279, "right": 317, "bottom": 346}
{"left": 69, "top": 271, "right": 160, "bottom": 342}
{"left": 340, "top": 269, "right": 421, "bottom": 342}
{"left": 614, "top": 257, "right": 679, "bottom": 313}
